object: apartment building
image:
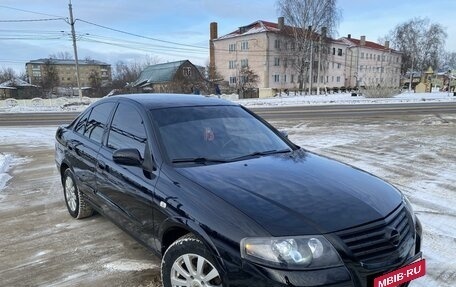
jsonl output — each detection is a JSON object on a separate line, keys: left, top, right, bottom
{"left": 211, "top": 18, "right": 402, "bottom": 97}
{"left": 26, "top": 58, "right": 112, "bottom": 87}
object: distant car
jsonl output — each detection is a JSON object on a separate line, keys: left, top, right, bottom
{"left": 55, "top": 94, "right": 422, "bottom": 287}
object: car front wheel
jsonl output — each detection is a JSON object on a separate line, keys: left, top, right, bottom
{"left": 162, "top": 234, "right": 223, "bottom": 287}
{"left": 62, "top": 169, "right": 93, "bottom": 219}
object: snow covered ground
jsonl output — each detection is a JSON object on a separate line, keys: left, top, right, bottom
{"left": 0, "top": 92, "right": 455, "bottom": 113}
{"left": 235, "top": 91, "right": 456, "bottom": 108}
{"left": 0, "top": 114, "right": 454, "bottom": 286}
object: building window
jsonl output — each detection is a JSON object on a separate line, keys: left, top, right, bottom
{"left": 337, "top": 63, "right": 341, "bottom": 69}
{"left": 313, "top": 75, "right": 317, "bottom": 83}
{"left": 183, "top": 67, "right": 191, "bottom": 77}
{"left": 338, "top": 48, "right": 343, "bottom": 56}
{"left": 336, "top": 76, "right": 340, "bottom": 82}
{"left": 274, "top": 58, "right": 280, "bottom": 66}
{"left": 240, "top": 59, "right": 248, "bottom": 68}
{"left": 377, "top": 55, "right": 381, "bottom": 61}
{"left": 361, "top": 52, "right": 364, "bottom": 59}
{"left": 360, "top": 65, "right": 363, "bottom": 71}
{"left": 229, "top": 60, "right": 236, "bottom": 69}
{"left": 332, "top": 48, "right": 336, "bottom": 55}
{"left": 274, "top": 39, "right": 281, "bottom": 49}
{"left": 291, "top": 74, "right": 294, "bottom": 83}
{"left": 229, "top": 77, "right": 237, "bottom": 84}
{"left": 229, "top": 43, "right": 236, "bottom": 52}
{"left": 290, "top": 42, "right": 295, "bottom": 51}
{"left": 273, "top": 75, "right": 280, "bottom": 82}
{"left": 370, "top": 54, "right": 373, "bottom": 59}
{"left": 332, "top": 62, "right": 335, "bottom": 69}
{"left": 241, "top": 40, "right": 249, "bottom": 50}
{"left": 32, "top": 64, "right": 40, "bottom": 69}
{"left": 326, "top": 76, "right": 329, "bottom": 83}
{"left": 284, "top": 42, "right": 288, "bottom": 50}
{"left": 332, "top": 76, "right": 334, "bottom": 82}
{"left": 283, "top": 75, "right": 287, "bottom": 83}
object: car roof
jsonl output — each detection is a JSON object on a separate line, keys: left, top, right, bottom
{"left": 108, "top": 93, "right": 238, "bottom": 109}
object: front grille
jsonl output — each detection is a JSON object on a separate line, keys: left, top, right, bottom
{"left": 336, "top": 204, "right": 414, "bottom": 263}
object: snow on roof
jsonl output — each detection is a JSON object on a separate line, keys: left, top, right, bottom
{"left": 0, "top": 78, "right": 38, "bottom": 88}
{"left": 340, "top": 37, "right": 400, "bottom": 53}
{"left": 216, "top": 20, "right": 341, "bottom": 44}
{"left": 27, "top": 58, "right": 110, "bottom": 66}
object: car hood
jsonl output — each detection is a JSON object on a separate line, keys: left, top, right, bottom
{"left": 176, "top": 149, "right": 402, "bottom": 236}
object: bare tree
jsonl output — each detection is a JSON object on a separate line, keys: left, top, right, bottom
{"left": 441, "top": 51, "right": 456, "bottom": 70}
{"left": 40, "top": 59, "right": 60, "bottom": 96}
{"left": 88, "top": 70, "right": 102, "bottom": 96}
{"left": 276, "top": 0, "right": 341, "bottom": 92}
{"left": 236, "top": 66, "right": 259, "bottom": 98}
{"left": 111, "top": 56, "right": 161, "bottom": 90}
{"left": 383, "top": 18, "right": 447, "bottom": 74}
{"left": 49, "top": 51, "right": 73, "bottom": 60}
{"left": 0, "top": 67, "right": 16, "bottom": 83}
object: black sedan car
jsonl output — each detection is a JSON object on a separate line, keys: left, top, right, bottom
{"left": 55, "top": 94, "right": 422, "bottom": 287}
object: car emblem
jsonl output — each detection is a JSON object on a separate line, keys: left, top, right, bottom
{"left": 385, "top": 227, "right": 400, "bottom": 246}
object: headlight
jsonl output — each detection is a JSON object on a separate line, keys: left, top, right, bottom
{"left": 240, "top": 235, "right": 342, "bottom": 269}
{"left": 402, "top": 194, "right": 416, "bottom": 223}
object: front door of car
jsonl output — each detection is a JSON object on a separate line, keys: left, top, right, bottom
{"left": 96, "top": 102, "right": 156, "bottom": 248}
{"left": 68, "top": 102, "right": 115, "bottom": 198}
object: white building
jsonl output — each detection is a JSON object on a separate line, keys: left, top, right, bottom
{"left": 211, "top": 18, "right": 402, "bottom": 98}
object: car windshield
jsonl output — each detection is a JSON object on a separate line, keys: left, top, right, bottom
{"left": 150, "top": 105, "right": 292, "bottom": 163}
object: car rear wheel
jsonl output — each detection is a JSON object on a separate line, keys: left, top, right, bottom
{"left": 162, "top": 234, "right": 223, "bottom": 287}
{"left": 62, "top": 169, "right": 93, "bottom": 219}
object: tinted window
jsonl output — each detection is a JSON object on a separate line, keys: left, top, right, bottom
{"left": 84, "top": 102, "right": 115, "bottom": 143}
{"left": 74, "top": 109, "right": 91, "bottom": 134}
{"left": 107, "top": 103, "right": 147, "bottom": 157}
{"left": 151, "top": 106, "right": 291, "bottom": 161}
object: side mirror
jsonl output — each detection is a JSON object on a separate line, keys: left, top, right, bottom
{"left": 113, "top": 148, "right": 142, "bottom": 166}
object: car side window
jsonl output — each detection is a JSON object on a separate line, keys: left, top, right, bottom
{"left": 84, "top": 102, "right": 115, "bottom": 144}
{"left": 107, "top": 103, "right": 147, "bottom": 157}
{"left": 74, "top": 109, "right": 91, "bottom": 135}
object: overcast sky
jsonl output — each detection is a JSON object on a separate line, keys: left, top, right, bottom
{"left": 1, "top": 0, "right": 455, "bottom": 74}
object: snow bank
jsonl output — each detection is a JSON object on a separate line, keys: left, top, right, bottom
{"left": 0, "top": 127, "right": 57, "bottom": 148}
{"left": 0, "top": 153, "right": 13, "bottom": 191}
{"left": 235, "top": 92, "right": 456, "bottom": 108}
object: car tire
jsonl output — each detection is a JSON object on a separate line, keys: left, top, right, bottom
{"left": 62, "top": 169, "right": 93, "bottom": 219}
{"left": 162, "top": 234, "right": 223, "bottom": 287}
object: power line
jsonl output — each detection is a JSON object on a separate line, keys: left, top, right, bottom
{"left": 0, "top": 5, "right": 66, "bottom": 19}
{"left": 0, "top": 18, "right": 65, "bottom": 23}
{"left": 76, "top": 19, "right": 209, "bottom": 51}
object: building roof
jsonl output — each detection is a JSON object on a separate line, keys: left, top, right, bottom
{"left": 0, "top": 78, "right": 38, "bottom": 89}
{"left": 27, "top": 58, "right": 110, "bottom": 66}
{"left": 340, "top": 37, "right": 399, "bottom": 53}
{"left": 216, "top": 19, "right": 396, "bottom": 52}
{"left": 217, "top": 20, "right": 322, "bottom": 40}
{"left": 133, "top": 60, "right": 191, "bottom": 87}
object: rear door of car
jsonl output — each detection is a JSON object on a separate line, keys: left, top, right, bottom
{"left": 67, "top": 102, "right": 116, "bottom": 198}
{"left": 96, "top": 101, "right": 156, "bottom": 247}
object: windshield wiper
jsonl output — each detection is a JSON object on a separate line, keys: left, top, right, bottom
{"left": 229, "top": 149, "right": 291, "bottom": 161}
{"left": 172, "top": 157, "right": 230, "bottom": 164}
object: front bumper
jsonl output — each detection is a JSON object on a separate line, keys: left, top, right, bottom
{"left": 219, "top": 218, "right": 422, "bottom": 287}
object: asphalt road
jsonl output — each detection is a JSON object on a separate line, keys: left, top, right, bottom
{"left": 1, "top": 102, "right": 456, "bottom": 126}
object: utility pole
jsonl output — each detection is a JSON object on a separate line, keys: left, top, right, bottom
{"left": 316, "top": 35, "right": 321, "bottom": 95}
{"left": 408, "top": 56, "right": 414, "bottom": 93}
{"left": 69, "top": 0, "right": 82, "bottom": 100}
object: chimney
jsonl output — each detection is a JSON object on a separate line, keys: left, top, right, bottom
{"left": 347, "top": 34, "right": 351, "bottom": 39}
{"left": 360, "top": 35, "right": 366, "bottom": 46}
{"left": 321, "top": 27, "right": 327, "bottom": 38}
{"left": 209, "top": 22, "right": 218, "bottom": 80}
{"left": 385, "top": 40, "right": 390, "bottom": 49}
{"left": 278, "top": 17, "right": 285, "bottom": 31}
